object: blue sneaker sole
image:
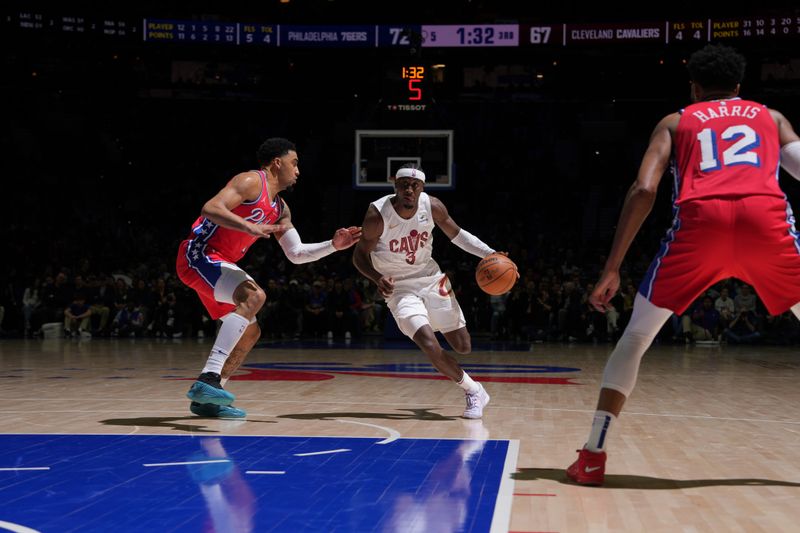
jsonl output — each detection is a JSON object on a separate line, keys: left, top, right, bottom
{"left": 189, "top": 402, "right": 246, "bottom": 419}
{"left": 186, "top": 381, "right": 235, "bottom": 406}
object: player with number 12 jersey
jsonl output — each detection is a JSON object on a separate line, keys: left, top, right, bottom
{"left": 640, "top": 96, "right": 800, "bottom": 315}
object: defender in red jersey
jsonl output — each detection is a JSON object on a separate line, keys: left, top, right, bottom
{"left": 177, "top": 138, "right": 361, "bottom": 418}
{"left": 566, "top": 45, "right": 800, "bottom": 486}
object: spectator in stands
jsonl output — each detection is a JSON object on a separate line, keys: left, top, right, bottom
{"left": 734, "top": 283, "right": 757, "bottom": 313}
{"left": 682, "top": 295, "right": 721, "bottom": 343}
{"left": 64, "top": 293, "right": 92, "bottom": 338}
{"left": 22, "top": 278, "right": 42, "bottom": 337}
{"left": 723, "top": 308, "right": 762, "bottom": 344}
{"left": 715, "top": 286, "right": 736, "bottom": 329}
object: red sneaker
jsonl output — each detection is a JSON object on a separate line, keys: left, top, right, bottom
{"left": 566, "top": 447, "right": 606, "bottom": 486}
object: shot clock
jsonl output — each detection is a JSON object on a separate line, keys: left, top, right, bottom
{"left": 382, "top": 64, "right": 431, "bottom": 111}
{"left": 401, "top": 65, "right": 425, "bottom": 101}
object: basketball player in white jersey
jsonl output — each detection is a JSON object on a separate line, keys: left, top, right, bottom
{"left": 353, "top": 164, "right": 501, "bottom": 418}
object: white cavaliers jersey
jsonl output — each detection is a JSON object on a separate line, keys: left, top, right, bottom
{"left": 370, "top": 192, "right": 441, "bottom": 281}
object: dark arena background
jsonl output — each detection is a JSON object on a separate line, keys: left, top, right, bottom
{"left": 2, "top": 2, "right": 800, "bottom": 532}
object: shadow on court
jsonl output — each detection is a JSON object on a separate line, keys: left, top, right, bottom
{"left": 100, "top": 416, "right": 275, "bottom": 433}
{"left": 513, "top": 468, "right": 800, "bottom": 489}
{"left": 278, "top": 408, "right": 459, "bottom": 421}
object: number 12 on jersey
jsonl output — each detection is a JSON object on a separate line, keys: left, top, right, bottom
{"left": 697, "top": 125, "right": 760, "bottom": 171}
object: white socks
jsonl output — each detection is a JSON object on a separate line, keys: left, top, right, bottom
{"left": 202, "top": 312, "right": 250, "bottom": 375}
{"left": 586, "top": 410, "right": 616, "bottom": 452}
{"left": 457, "top": 371, "right": 480, "bottom": 394}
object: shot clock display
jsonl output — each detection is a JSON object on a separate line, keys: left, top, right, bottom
{"left": 401, "top": 65, "right": 425, "bottom": 101}
{"left": 384, "top": 64, "right": 430, "bottom": 111}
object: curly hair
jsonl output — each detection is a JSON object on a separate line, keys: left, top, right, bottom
{"left": 256, "top": 138, "right": 296, "bottom": 167}
{"left": 687, "top": 44, "right": 746, "bottom": 91}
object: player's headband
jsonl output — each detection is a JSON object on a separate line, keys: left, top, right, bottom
{"left": 395, "top": 168, "right": 426, "bottom": 182}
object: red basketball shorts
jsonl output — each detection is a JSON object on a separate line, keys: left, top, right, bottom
{"left": 639, "top": 196, "right": 800, "bottom": 315}
{"left": 176, "top": 240, "right": 252, "bottom": 320}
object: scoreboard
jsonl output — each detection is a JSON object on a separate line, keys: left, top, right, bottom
{"left": 7, "top": 12, "right": 800, "bottom": 48}
{"left": 11, "top": 12, "right": 135, "bottom": 38}
{"left": 522, "top": 16, "right": 800, "bottom": 46}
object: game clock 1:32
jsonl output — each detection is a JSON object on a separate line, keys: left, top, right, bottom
{"left": 400, "top": 65, "right": 425, "bottom": 101}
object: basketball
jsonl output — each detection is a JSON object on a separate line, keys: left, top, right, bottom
{"left": 475, "top": 253, "right": 518, "bottom": 295}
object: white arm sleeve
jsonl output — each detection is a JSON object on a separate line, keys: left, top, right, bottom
{"left": 451, "top": 229, "right": 495, "bottom": 258}
{"left": 278, "top": 228, "right": 336, "bottom": 264}
{"left": 781, "top": 141, "right": 800, "bottom": 181}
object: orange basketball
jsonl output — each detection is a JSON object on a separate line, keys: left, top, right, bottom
{"left": 475, "top": 253, "right": 518, "bottom": 295}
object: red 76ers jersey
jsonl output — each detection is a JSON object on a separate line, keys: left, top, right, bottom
{"left": 188, "top": 170, "right": 283, "bottom": 262}
{"left": 672, "top": 98, "right": 783, "bottom": 204}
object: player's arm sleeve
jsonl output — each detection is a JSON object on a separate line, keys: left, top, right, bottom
{"left": 451, "top": 229, "right": 495, "bottom": 258}
{"left": 278, "top": 228, "right": 336, "bottom": 264}
{"left": 781, "top": 141, "right": 800, "bottom": 181}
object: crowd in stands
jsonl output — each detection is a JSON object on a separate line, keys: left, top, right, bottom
{"left": 6, "top": 30, "right": 800, "bottom": 346}
{"left": 5, "top": 220, "right": 800, "bottom": 346}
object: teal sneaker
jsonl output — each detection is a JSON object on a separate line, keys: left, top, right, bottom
{"left": 186, "top": 379, "right": 235, "bottom": 406}
{"left": 190, "top": 402, "right": 247, "bottom": 419}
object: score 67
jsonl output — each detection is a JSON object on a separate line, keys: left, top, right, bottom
{"left": 530, "top": 26, "right": 552, "bottom": 44}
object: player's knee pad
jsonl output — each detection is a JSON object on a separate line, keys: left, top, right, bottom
{"left": 601, "top": 293, "right": 672, "bottom": 397}
{"left": 600, "top": 329, "right": 654, "bottom": 397}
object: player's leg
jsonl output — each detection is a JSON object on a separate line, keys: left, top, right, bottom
{"left": 566, "top": 293, "right": 674, "bottom": 485}
{"left": 189, "top": 319, "right": 261, "bottom": 419}
{"left": 408, "top": 322, "right": 486, "bottom": 418}
{"left": 412, "top": 322, "right": 464, "bottom": 381}
{"left": 432, "top": 277, "right": 489, "bottom": 418}
{"left": 445, "top": 330, "right": 488, "bottom": 419}
{"left": 187, "top": 264, "right": 265, "bottom": 407}
{"left": 220, "top": 321, "right": 261, "bottom": 385}
{"left": 570, "top": 200, "right": 732, "bottom": 483}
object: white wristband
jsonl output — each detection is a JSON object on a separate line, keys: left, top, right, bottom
{"left": 278, "top": 228, "right": 336, "bottom": 264}
{"left": 451, "top": 229, "right": 495, "bottom": 258}
{"left": 781, "top": 141, "right": 800, "bottom": 181}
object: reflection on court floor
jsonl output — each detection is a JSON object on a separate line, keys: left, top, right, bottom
{"left": 0, "top": 434, "right": 513, "bottom": 532}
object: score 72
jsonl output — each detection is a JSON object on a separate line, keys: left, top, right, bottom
{"left": 530, "top": 26, "right": 552, "bottom": 44}
{"left": 388, "top": 27, "right": 411, "bottom": 45}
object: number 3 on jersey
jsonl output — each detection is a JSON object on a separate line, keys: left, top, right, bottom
{"left": 697, "top": 124, "right": 760, "bottom": 171}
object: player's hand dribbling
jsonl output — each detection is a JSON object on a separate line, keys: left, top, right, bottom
{"left": 376, "top": 276, "right": 394, "bottom": 298}
{"left": 332, "top": 226, "right": 363, "bottom": 250}
{"left": 590, "top": 270, "right": 621, "bottom": 312}
{"left": 494, "top": 251, "right": 520, "bottom": 279}
{"left": 246, "top": 223, "right": 290, "bottom": 239}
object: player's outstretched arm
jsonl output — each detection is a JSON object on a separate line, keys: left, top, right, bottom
{"left": 275, "top": 201, "right": 361, "bottom": 264}
{"left": 352, "top": 206, "right": 394, "bottom": 297}
{"left": 202, "top": 171, "right": 288, "bottom": 238}
{"left": 590, "top": 113, "right": 676, "bottom": 312}
{"left": 429, "top": 196, "right": 496, "bottom": 258}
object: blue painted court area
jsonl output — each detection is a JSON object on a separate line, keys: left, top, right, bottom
{"left": 0, "top": 434, "right": 511, "bottom": 532}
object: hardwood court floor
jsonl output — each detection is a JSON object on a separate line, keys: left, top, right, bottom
{"left": 1, "top": 337, "right": 800, "bottom": 532}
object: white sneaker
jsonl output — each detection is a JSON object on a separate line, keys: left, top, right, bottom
{"left": 463, "top": 383, "right": 490, "bottom": 419}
